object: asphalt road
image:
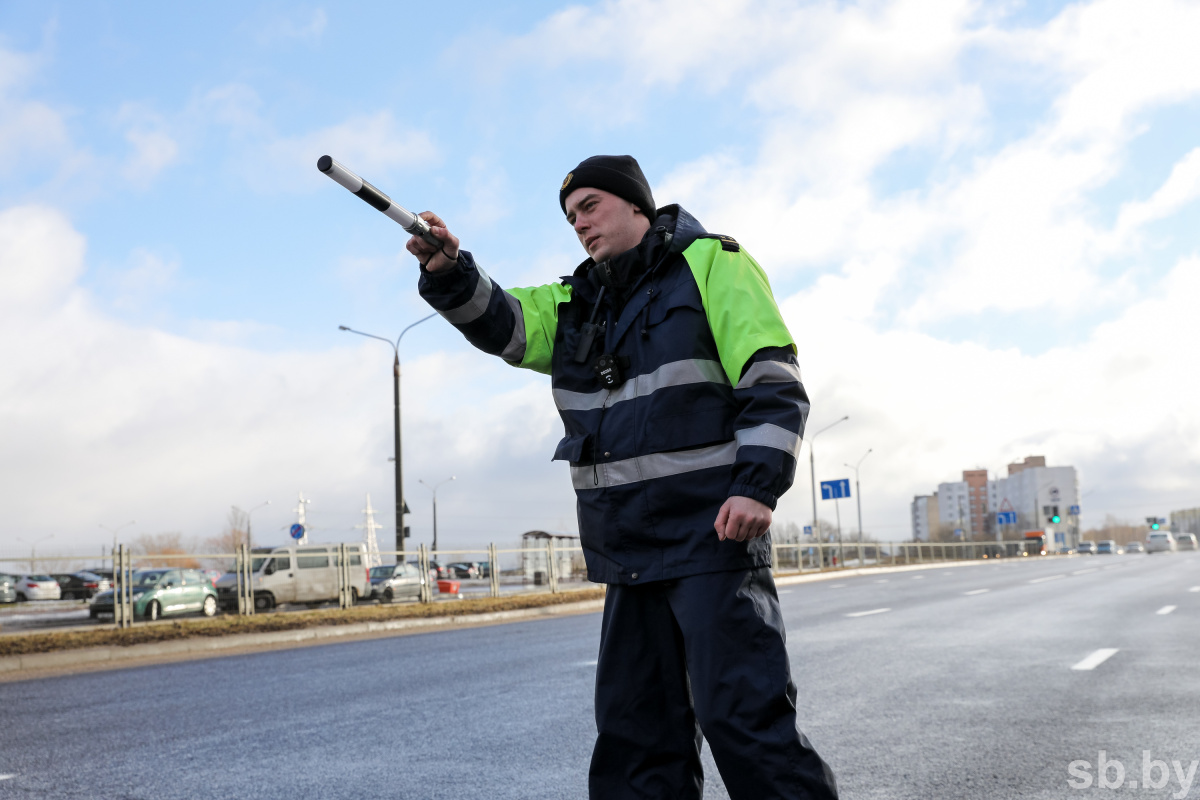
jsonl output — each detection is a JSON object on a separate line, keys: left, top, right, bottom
{"left": 1, "top": 552, "right": 1197, "bottom": 799}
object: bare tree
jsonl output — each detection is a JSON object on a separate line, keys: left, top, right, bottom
{"left": 1082, "top": 514, "right": 1145, "bottom": 547}
{"left": 204, "top": 507, "right": 249, "bottom": 555}
{"left": 131, "top": 532, "right": 200, "bottom": 568}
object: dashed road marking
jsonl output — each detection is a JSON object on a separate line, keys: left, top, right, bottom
{"left": 1156, "top": 606, "right": 1177, "bottom": 615}
{"left": 1029, "top": 574, "right": 1066, "bottom": 584}
{"left": 1072, "top": 648, "right": 1119, "bottom": 671}
{"left": 1189, "top": 587, "right": 1200, "bottom": 593}
{"left": 0, "top": 775, "right": 15, "bottom": 781}
{"left": 778, "top": 589, "right": 793, "bottom": 594}
{"left": 1072, "top": 568, "right": 1097, "bottom": 575}
{"left": 829, "top": 584, "right": 845, "bottom": 589}
{"left": 846, "top": 608, "right": 891, "bottom": 618}
{"left": 875, "top": 579, "right": 889, "bottom": 583}
{"left": 576, "top": 660, "right": 598, "bottom": 667}
{"left": 911, "top": 576, "right": 925, "bottom": 580}
{"left": 963, "top": 589, "right": 990, "bottom": 596}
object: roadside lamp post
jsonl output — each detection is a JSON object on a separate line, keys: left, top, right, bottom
{"left": 339, "top": 314, "right": 436, "bottom": 557}
{"left": 100, "top": 521, "right": 136, "bottom": 572}
{"left": 16, "top": 534, "right": 55, "bottom": 573}
{"left": 807, "top": 416, "right": 849, "bottom": 545}
{"left": 845, "top": 449, "right": 872, "bottom": 567}
{"left": 233, "top": 501, "right": 271, "bottom": 550}
{"left": 419, "top": 477, "right": 456, "bottom": 556}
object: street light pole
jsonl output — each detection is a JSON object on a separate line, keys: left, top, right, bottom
{"left": 100, "top": 521, "right": 136, "bottom": 572}
{"left": 339, "top": 314, "right": 435, "bottom": 557}
{"left": 808, "top": 416, "right": 849, "bottom": 544}
{"left": 845, "top": 449, "right": 872, "bottom": 567}
{"left": 419, "top": 477, "right": 456, "bottom": 555}
{"left": 234, "top": 501, "right": 271, "bottom": 550}
{"left": 17, "top": 534, "right": 54, "bottom": 573}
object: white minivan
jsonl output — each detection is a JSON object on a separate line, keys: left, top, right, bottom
{"left": 218, "top": 543, "right": 370, "bottom": 611}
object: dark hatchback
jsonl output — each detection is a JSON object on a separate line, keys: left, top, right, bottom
{"left": 53, "top": 572, "right": 112, "bottom": 600}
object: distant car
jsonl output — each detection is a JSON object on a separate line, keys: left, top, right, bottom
{"left": 1096, "top": 540, "right": 1117, "bottom": 555}
{"left": 1076, "top": 541, "right": 1097, "bottom": 555}
{"left": 368, "top": 563, "right": 425, "bottom": 603}
{"left": 89, "top": 569, "right": 218, "bottom": 621}
{"left": 0, "top": 573, "right": 17, "bottom": 604}
{"left": 1146, "top": 532, "right": 1176, "bottom": 554}
{"left": 426, "top": 560, "right": 451, "bottom": 580}
{"left": 52, "top": 572, "right": 112, "bottom": 600}
{"left": 14, "top": 574, "right": 62, "bottom": 601}
{"left": 1174, "top": 533, "right": 1198, "bottom": 551}
{"left": 1124, "top": 541, "right": 1144, "bottom": 553}
{"left": 448, "top": 562, "right": 480, "bottom": 579}
{"left": 200, "top": 569, "right": 223, "bottom": 586}
{"left": 1056, "top": 547, "right": 1075, "bottom": 555}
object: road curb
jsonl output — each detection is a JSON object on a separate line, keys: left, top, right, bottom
{"left": 773, "top": 558, "right": 990, "bottom": 587}
{"left": 0, "top": 598, "right": 607, "bottom": 681}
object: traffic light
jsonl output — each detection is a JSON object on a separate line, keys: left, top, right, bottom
{"left": 1146, "top": 516, "right": 1160, "bottom": 530}
{"left": 1049, "top": 505, "right": 1061, "bottom": 524}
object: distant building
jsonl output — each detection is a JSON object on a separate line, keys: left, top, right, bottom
{"left": 913, "top": 455, "right": 1080, "bottom": 545}
{"left": 1171, "top": 508, "right": 1200, "bottom": 536}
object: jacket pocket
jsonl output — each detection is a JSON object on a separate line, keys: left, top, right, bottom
{"left": 552, "top": 433, "right": 592, "bottom": 466}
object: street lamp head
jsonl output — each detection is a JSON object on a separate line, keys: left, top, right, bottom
{"left": 338, "top": 325, "right": 350, "bottom": 331}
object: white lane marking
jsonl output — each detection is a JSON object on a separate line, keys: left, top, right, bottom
{"left": 846, "top": 608, "right": 891, "bottom": 618}
{"left": 1156, "top": 606, "right": 1177, "bottom": 615}
{"left": 0, "top": 774, "right": 14, "bottom": 781}
{"left": 778, "top": 589, "right": 793, "bottom": 594}
{"left": 1072, "top": 648, "right": 1119, "bottom": 671}
{"left": 576, "top": 660, "right": 598, "bottom": 666}
{"left": 1029, "top": 574, "right": 1066, "bottom": 584}
{"left": 1072, "top": 568, "right": 1097, "bottom": 575}
{"left": 875, "top": 579, "right": 889, "bottom": 583}
{"left": 829, "top": 584, "right": 845, "bottom": 589}
{"left": 963, "top": 589, "right": 990, "bottom": 596}
{"left": 911, "top": 576, "right": 925, "bottom": 580}
{"left": 1189, "top": 587, "right": 1200, "bottom": 593}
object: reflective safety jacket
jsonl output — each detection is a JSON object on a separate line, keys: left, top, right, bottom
{"left": 419, "top": 206, "right": 809, "bottom": 584}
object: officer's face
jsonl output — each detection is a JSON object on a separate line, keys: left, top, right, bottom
{"left": 565, "top": 188, "right": 650, "bottom": 263}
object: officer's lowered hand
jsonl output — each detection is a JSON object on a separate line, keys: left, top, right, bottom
{"left": 715, "top": 496, "right": 772, "bottom": 542}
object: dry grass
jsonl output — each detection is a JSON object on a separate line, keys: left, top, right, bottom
{"left": 0, "top": 588, "right": 605, "bottom": 658}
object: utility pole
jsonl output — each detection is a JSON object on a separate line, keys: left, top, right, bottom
{"left": 845, "top": 449, "right": 872, "bottom": 567}
{"left": 808, "top": 416, "right": 849, "bottom": 544}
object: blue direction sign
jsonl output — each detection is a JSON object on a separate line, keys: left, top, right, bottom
{"left": 996, "top": 511, "right": 1018, "bottom": 525}
{"left": 1069, "top": 505, "right": 1081, "bottom": 515}
{"left": 289, "top": 523, "right": 305, "bottom": 540}
{"left": 803, "top": 525, "right": 813, "bottom": 537}
{"left": 820, "top": 479, "right": 851, "bottom": 500}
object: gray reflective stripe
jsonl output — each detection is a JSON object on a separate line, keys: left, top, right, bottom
{"left": 735, "top": 423, "right": 803, "bottom": 459}
{"left": 500, "top": 291, "right": 527, "bottom": 363}
{"left": 437, "top": 267, "right": 494, "bottom": 325}
{"left": 571, "top": 441, "right": 737, "bottom": 491}
{"left": 735, "top": 359, "right": 802, "bottom": 390}
{"left": 554, "top": 359, "right": 729, "bottom": 412}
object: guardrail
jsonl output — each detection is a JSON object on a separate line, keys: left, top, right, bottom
{"left": 0, "top": 538, "right": 1039, "bottom": 631}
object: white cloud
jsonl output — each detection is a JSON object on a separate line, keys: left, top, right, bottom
{"left": 0, "top": 45, "right": 74, "bottom": 179}
{"left": 254, "top": 8, "right": 328, "bottom": 45}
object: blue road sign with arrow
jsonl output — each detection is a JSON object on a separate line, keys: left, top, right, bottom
{"left": 996, "top": 511, "right": 1018, "bottom": 525}
{"left": 820, "top": 479, "right": 851, "bottom": 500}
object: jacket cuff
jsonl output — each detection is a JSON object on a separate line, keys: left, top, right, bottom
{"left": 418, "top": 251, "right": 470, "bottom": 288}
{"left": 729, "top": 483, "right": 779, "bottom": 511}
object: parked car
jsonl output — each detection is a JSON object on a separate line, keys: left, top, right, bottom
{"left": 1146, "top": 532, "right": 1176, "bottom": 553}
{"left": 214, "top": 542, "right": 370, "bottom": 611}
{"left": 368, "top": 563, "right": 425, "bottom": 603}
{"left": 1096, "top": 540, "right": 1117, "bottom": 555}
{"left": 1076, "top": 541, "right": 1097, "bottom": 555}
{"left": 1174, "top": 533, "right": 1198, "bottom": 551}
{"left": 14, "top": 574, "right": 62, "bottom": 601}
{"left": 90, "top": 569, "right": 218, "bottom": 621}
{"left": 448, "top": 562, "right": 480, "bottom": 579}
{"left": 201, "top": 569, "right": 223, "bottom": 586}
{"left": 427, "top": 560, "right": 451, "bottom": 580}
{"left": 0, "top": 573, "right": 17, "bottom": 604}
{"left": 52, "top": 572, "right": 112, "bottom": 600}
{"left": 1124, "top": 541, "right": 1144, "bottom": 553}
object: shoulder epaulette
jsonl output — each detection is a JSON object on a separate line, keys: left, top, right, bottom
{"left": 698, "top": 233, "right": 740, "bottom": 253}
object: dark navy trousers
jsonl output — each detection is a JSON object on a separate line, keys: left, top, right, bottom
{"left": 589, "top": 567, "right": 839, "bottom": 799}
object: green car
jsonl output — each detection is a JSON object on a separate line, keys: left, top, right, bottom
{"left": 90, "top": 568, "right": 218, "bottom": 621}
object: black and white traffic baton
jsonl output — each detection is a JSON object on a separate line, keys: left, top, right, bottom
{"left": 317, "top": 155, "right": 440, "bottom": 247}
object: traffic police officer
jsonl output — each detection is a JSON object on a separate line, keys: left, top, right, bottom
{"left": 408, "top": 155, "right": 838, "bottom": 799}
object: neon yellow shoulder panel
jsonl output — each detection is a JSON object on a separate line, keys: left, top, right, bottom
{"left": 682, "top": 238, "right": 795, "bottom": 385}
{"left": 505, "top": 282, "right": 574, "bottom": 375}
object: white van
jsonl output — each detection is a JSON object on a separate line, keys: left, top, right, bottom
{"left": 218, "top": 543, "right": 370, "bottom": 611}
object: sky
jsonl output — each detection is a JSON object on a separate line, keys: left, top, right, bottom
{"left": 2, "top": 0, "right": 1199, "bottom": 560}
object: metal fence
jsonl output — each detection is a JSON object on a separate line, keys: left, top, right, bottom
{"left": 1, "top": 538, "right": 1037, "bottom": 631}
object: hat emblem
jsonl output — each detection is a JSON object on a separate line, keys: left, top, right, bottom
{"left": 561, "top": 172, "right": 573, "bottom": 191}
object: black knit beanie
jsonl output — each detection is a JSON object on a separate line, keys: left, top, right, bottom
{"left": 559, "top": 155, "right": 655, "bottom": 218}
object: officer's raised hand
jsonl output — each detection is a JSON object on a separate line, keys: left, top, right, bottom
{"left": 405, "top": 211, "right": 460, "bottom": 272}
{"left": 715, "top": 495, "right": 772, "bottom": 542}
